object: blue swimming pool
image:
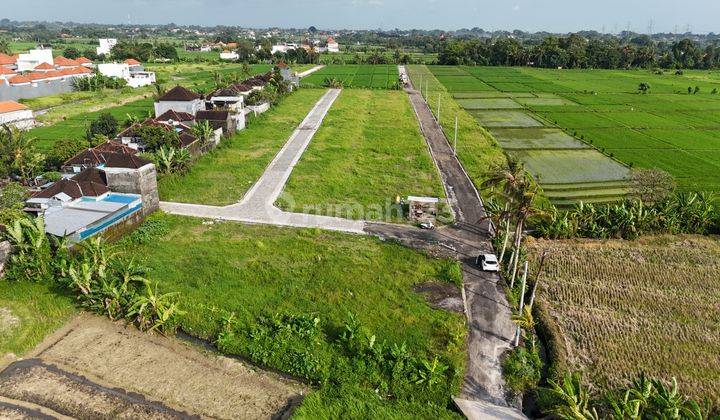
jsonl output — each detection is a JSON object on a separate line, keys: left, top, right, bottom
{"left": 81, "top": 193, "right": 139, "bottom": 205}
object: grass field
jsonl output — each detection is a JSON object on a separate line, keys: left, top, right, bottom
{"left": 302, "top": 65, "right": 400, "bottom": 89}
{"left": 0, "top": 281, "right": 76, "bottom": 357}
{"left": 279, "top": 89, "right": 445, "bottom": 222}
{"left": 526, "top": 235, "right": 720, "bottom": 406}
{"left": 429, "top": 66, "right": 720, "bottom": 194}
{"left": 121, "top": 213, "right": 466, "bottom": 417}
{"left": 159, "top": 89, "right": 326, "bottom": 204}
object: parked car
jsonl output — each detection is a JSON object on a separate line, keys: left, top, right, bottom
{"left": 419, "top": 221, "right": 435, "bottom": 230}
{"left": 476, "top": 254, "right": 499, "bottom": 272}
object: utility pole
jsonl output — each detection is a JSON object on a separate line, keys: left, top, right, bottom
{"left": 419, "top": 75, "right": 423, "bottom": 97}
{"left": 453, "top": 115, "right": 458, "bottom": 155}
{"left": 425, "top": 80, "right": 429, "bottom": 101}
{"left": 437, "top": 93, "right": 441, "bottom": 124}
{"left": 515, "top": 261, "right": 529, "bottom": 347}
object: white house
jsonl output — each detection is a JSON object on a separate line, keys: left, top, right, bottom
{"left": 271, "top": 43, "right": 298, "bottom": 54}
{"left": 97, "top": 38, "right": 118, "bottom": 56}
{"left": 16, "top": 48, "right": 54, "bottom": 72}
{"left": 220, "top": 50, "right": 239, "bottom": 61}
{"left": 327, "top": 37, "right": 340, "bottom": 53}
{"left": 98, "top": 63, "right": 156, "bottom": 88}
{"left": 0, "top": 100, "right": 35, "bottom": 130}
{"left": 154, "top": 85, "right": 204, "bottom": 117}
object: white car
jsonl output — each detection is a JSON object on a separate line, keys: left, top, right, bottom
{"left": 476, "top": 254, "right": 500, "bottom": 272}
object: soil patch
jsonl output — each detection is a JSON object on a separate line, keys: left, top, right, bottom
{"left": 413, "top": 281, "right": 464, "bottom": 313}
{"left": 2, "top": 315, "right": 307, "bottom": 419}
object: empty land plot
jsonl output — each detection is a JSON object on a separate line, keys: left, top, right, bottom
{"left": 455, "top": 98, "right": 522, "bottom": 109}
{"left": 470, "top": 110, "right": 544, "bottom": 127}
{"left": 280, "top": 89, "right": 444, "bottom": 222}
{"left": 527, "top": 235, "right": 720, "bottom": 406}
{"left": 30, "top": 99, "right": 153, "bottom": 152}
{"left": 159, "top": 89, "right": 327, "bottom": 205}
{"left": 490, "top": 128, "right": 589, "bottom": 150}
{"left": 120, "top": 214, "right": 466, "bottom": 417}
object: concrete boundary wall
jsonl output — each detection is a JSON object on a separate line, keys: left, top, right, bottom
{"left": 0, "top": 79, "right": 75, "bottom": 102}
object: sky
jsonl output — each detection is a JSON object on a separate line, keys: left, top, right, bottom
{"left": 5, "top": 0, "right": 720, "bottom": 34}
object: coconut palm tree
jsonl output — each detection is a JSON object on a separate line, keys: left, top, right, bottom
{"left": 481, "top": 156, "right": 527, "bottom": 267}
{"left": 507, "top": 173, "right": 545, "bottom": 286}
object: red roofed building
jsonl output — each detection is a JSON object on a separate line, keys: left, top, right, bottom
{"left": 0, "top": 100, "right": 35, "bottom": 130}
{"left": 76, "top": 57, "right": 94, "bottom": 68}
{"left": 124, "top": 58, "right": 141, "bottom": 66}
{"left": 33, "top": 62, "right": 55, "bottom": 72}
{"left": 54, "top": 56, "right": 81, "bottom": 69}
{"left": 327, "top": 36, "right": 340, "bottom": 53}
{"left": 0, "top": 53, "right": 17, "bottom": 69}
{"left": 8, "top": 75, "right": 31, "bottom": 86}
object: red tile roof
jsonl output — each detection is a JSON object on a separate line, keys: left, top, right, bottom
{"left": 93, "top": 140, "right": 138, "bottom": 155}
{"left": 0, "top": 67, "right": 17, "bottom": 75}
{"left": 76, "top": 57, "right": 92, "bottom": 64}
{"left": 31, "top": 178, "right": 109, "bottom": 200}
{"left": 155, "top": 109, "right": 195, "bottom": 122}
{"left": 26, "top": 72, "right": 48, "bottom": 81}
{"left": 0, "top": 100, "right": 28, "bottom": 114}
{"left": 34, "top": 62, "right": 54, "bottom": 70}
{"left": 70, "top": 66, "right": 92, "bottom": 74}
{"left": 0, "top": 54, "right": 16, "bottom": 65}
{"left": 124, "top": 58, "right": 141, "bottom": 65}
{"left": 8, "top": 75, "right": 31, "bottom": 85}
{"left": 157, "top": 85, "right": 201, "bottom": 102}
{"left": 54, "top": 56, "right": 80, "bottom": 67}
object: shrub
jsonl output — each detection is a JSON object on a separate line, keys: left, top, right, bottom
{"left": 502, "top": 338, "right": 542, "bottom": 395}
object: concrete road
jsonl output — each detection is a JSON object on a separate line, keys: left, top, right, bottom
{"left": 396, "top": 66, "right": 523, "bottom": 418}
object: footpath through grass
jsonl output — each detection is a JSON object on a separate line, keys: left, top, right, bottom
{"left": 280, "top": 89, "right": 445, "bottom": 222}
{"left": 120, "top": 213, "right": 467, "bottom": 417}
{"left": 0, "top": 281, "right": 76, "bottom": 357}
{"left": 159, "top": 88, "right": 326, "bottom": 205}
{"left": 406, "top": 65, "right": 507, "bottom": 200}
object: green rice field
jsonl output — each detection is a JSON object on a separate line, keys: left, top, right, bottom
{"left": 302, "top": 65, "right": 400, "bottom": 89}
{"left": 428, "top": 65, "right": 720, "bottom": 202}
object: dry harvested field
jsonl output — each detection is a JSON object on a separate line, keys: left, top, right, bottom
{"left": 0, "top": 315, "right": 306, "bottom": 419}
{"left": 526, "top": 235, "right": 720, "bottom": 404}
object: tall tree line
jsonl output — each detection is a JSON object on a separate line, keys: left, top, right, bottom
{"left": 438, "top": 35, "right": 720, "bottom": 69}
